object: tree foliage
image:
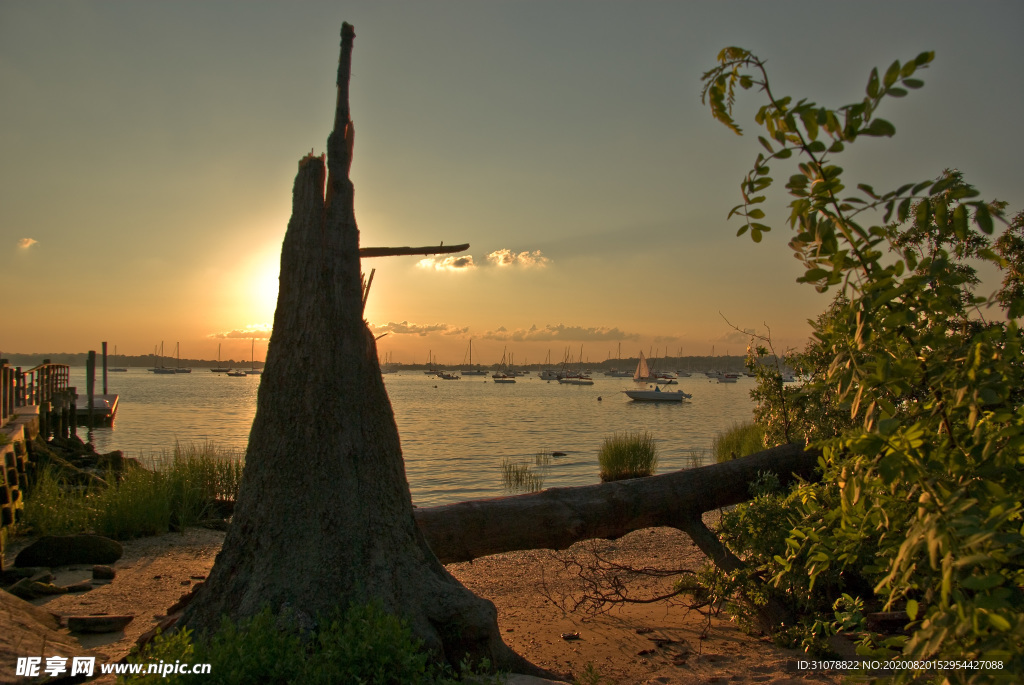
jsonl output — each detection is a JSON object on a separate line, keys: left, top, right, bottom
{"left": 701, "top": 47, "right": 1024, "bottom": 681}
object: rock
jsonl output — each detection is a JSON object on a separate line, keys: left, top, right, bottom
{"left": 5, "top": 578, "right": 68, "bottom": 600}
{"left": 64, "top": 581, "right": 93, "bottom": 593}
{"left": 15, "top": 534, "right": 123, "bottom": 567}
{"left": 67, "top": 614, "right": 134, "bottom": 633}
{"left": 0, "top": 566, "right": 48, "bottom": 585}
{"left": 0, "top": 588, "right": 101, "bottom": 678}
{"left": 92, "top": 565, "right": 117, "bottom": 580}
{"left": 6, "top": 578, "right": 37, "bottom": 600}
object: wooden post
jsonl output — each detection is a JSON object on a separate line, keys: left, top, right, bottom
{"left": 102, "top": 341, "right": 109, "bottom": 395}
{"left": 86, "top": 352, "right": 96, "bottom": 429}
{"left": 69, "top": 387, "right": 77, "bottom": 438}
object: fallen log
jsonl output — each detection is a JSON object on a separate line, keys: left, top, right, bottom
{"left": 416, "top": 443, "right": 820, "bottom": 564}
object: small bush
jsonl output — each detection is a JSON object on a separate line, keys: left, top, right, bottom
{"left": 712, "top": 422, "right": 766, "bottom": 463}
{"left": 22, "top": 441, "right": 243, "bottom": 540}
{"left": 598, "top": 431, "right": 658, "bottom": 482}
{"left": 121, "top": 603, "right": 481, "bottom": 684}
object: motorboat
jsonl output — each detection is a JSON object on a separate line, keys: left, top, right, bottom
{"left": 623, "top": 388, "right": 692, "bottom": 402}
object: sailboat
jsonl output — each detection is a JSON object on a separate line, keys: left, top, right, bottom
{"left": 557, "top": 345, "right": 594, "bottom": 385}
{"left": 211, "top": 343, "right": 231, "bottom": 373}
{"left": 491, "top": 348, "right": 516, "bottom": 383}
{"left": 539, "top": 350, "right": 559, "bottom": 381}
{"left": 247, "top": 338, "right": 263, "bottom": 375}
{"left": 461, "top": 339, "right": 487, "bottom": 376}
{"left": 110, "top": 345, "right": 128, "bottom": 372}
{"left": 151, "top": 341, "right": 176, "bottom": 374}
{"left": 174, "top": 342, "right": 192, "bottom": 373}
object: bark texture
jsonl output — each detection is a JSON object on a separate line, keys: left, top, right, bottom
{"left": 181, "top": 23, "right": 531, "bottom": 672}
{"left": 415, "top": 443, "right": 820, "bottom": 564}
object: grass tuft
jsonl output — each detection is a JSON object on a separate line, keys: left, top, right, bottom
{"left": 501, "top": 452, "right": 551, "bottom": 494}
{"left": 23, "top": 441, "right": 244, "bottom": 540}
{"left": 598, "top": 431, "right": 659, "bottom": 482}
{"left": 712, "top": 422, "right": 767, "bottom": 463}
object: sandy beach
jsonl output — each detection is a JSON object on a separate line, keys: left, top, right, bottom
{"left": 8, "top": 524, "right": 840, "bottom": 684}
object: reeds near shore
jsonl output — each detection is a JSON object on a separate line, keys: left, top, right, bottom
{"left": 712, "top": 422, "right": 767, "bottom": 463}
{"left": 598, "top": 430, "right": 659, "bottom": 482}
{"left": 23, "top": 441, "right": 243, "bottom": 540}
{"left": 501, "top": 452, "right": 551, "bottom": 493}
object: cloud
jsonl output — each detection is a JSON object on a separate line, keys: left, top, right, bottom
{"left": 711, "top": 328, "right": 758, "bottom": 345}
{"left": 482, "top": 323, "right": 638, "bottom": 342}
{"left": 369, "top": 320, "right": 469, "bottom": 337}
{"left": 416, "top": 255, "right": 476, "bottom": 271}
{"left": 18, "top": 238, "right": 38, "bottom": 249}
{"left": 210, "top": 323, "right": 273, "bottom": 340}
{"left": 486, "top": 249, "right": 550, "bottom": 268}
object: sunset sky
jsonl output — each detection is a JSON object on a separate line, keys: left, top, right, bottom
{"left": 3, "top": 1, "right": 1022, "bottom": 366}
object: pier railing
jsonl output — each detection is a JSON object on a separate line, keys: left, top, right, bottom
{"left": 1, "top": 360, "right": 73, "bottom": 437}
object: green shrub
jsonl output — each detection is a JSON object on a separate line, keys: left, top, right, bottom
{"left": 121, "top": 604, "right": 485, "bottom": 684}
{"left": 711, "top": 422, "right": 766, "bottom": 462}
{"left": 22, "top": 441, "right": 243, "bottom": 540}
{"left": 598, "top": 431, "right": 658, "bottom": 482}
{"left": 22, "top": 467, "right": 92, "bottom": 536}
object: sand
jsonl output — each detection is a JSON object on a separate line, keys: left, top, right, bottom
{"left": 7, "top": 525, "right": 841, "bottom": 684}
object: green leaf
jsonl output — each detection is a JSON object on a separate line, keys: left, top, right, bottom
{"left": 906, "top": 599, "right": 919, "bottom": 621}
{"left": 758, "top": 136, "right": 774, "bottom": 153}
{"left": 974, "top": 203, "right": 994, "bottom": 235}
{"left": 747, "top": 208, "right": 765, "bottom": 219}
{"left": 883, "top": 60, "right": 901, "bottom": 88}
{"left": 915, "top": 198, "right": 931, "bottom": 228}
{"left": 902, "top": 78, "right": 924, "bottom": 89}
{"left": 952, "top": 204, "right": 968, "bottom": 239}
{"left": 897, "top": 198, "right": 911, "bottom": 223}
{"left": 867, "top": 68, "right": 880, "bottom": 99}
{"left": 888, "top": 87, "right": 908, "bottom": 98}
{"left": 865, "top": 119, "right": 897, "bottom": 137}
{"left": 988, "top": 614, "right": 1012, "bottom": 632}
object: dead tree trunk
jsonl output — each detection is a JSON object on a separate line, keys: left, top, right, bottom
{"left": 181, "top": 23, "right": 534, "bottom": 674}
{"left": 415, "top": 443, "right": 820, "bottom": 632}
{"left": 414, "top": 442, "right": 820, "bottom": 564}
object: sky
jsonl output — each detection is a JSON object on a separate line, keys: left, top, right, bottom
{"left": 2, "top": 1, "right": 1022, "bottom": 366}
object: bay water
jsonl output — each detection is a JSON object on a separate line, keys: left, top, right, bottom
{"left": 71, "top": 369, "right": 755, "bottom": 507}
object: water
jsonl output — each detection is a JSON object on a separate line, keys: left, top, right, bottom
{"left": 70, "top": 369, "right": 755, "bottom": 507}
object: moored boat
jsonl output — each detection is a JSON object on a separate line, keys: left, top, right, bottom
{"left": 623, "top": 388, "right": 691, "bottom": 402}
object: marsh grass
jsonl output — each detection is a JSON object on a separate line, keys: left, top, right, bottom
{"left": 501, "top": 451, "right": 551, "bottom": 494}
{"left": 598, "top": 431, "right": 658, "bottom": 482}
{"left": 23, "top": 441, "right": 244, "bottom": 540}
{"left": 712, "top": 422, "right": 767, "bottom": 463}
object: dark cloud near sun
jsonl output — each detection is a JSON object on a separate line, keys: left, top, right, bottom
{"left": 210, "top": 324, "right": 273, "bottom": 340}
{"left": 369, "top": 320, "right": 469, "bottom": 337}
{"left": 482, "top": 323, "right": 637, "bottom": 342}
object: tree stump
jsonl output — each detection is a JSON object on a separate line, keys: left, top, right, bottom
{"left": 180, "top": 22, "right": 535, "bottom": 674}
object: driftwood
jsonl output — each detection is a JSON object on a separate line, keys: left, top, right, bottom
{"left": 416, "top": 443, "right": 821, "bottom": 632}
{"left": 415, "top": 443, "right": 820, "bottom": 564}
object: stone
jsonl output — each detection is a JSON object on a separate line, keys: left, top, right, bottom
{"left": 92, "top": 564, "right": 116, "bottom": 580}
{"left": 15, "top": 534, "right": 123, "bottom": 567}
{"left": 67, "top": 614, "right": 134, "bottom": 633}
